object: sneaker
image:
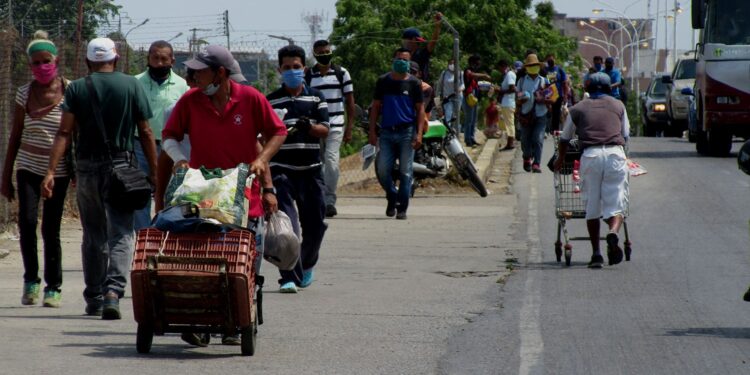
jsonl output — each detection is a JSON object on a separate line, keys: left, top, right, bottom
{"left": 21, "top": 281, "right": 40, "bottom": 305}
{"left": 606, "top": 233, "right": 624, "bottom": 265}
{"left": 181, "top": 332, "right": 209, "bottom": 347}
{"left": 386, "top": 200, "right": 397, "bottom": 217}
{"left": 279, "top": 281, "right": 298, "bottom": 294}
{"left": 532, "top": 164, "right": 542, "bottom": 173}
{"left": 85, "top": 300, "right": 103, "bottom": 316}
{"left": 101, "top": 291, "right": 121, "bottom": 320}
{"left": 43, "top": 290, "right": 62, "bottom": 308}
{"left": 523, "top": 159, "right": 532, "bottom": 172}
{"left": 588, "top": 254, "right": 604, "bottom": 269}
{"left": 396, "top": 211, "right": 407, "bottom": 220}
{"left": 300, "top": 269, "right": 314, "bottom": 288}
{"left": 221, "top": 334, "right": 241, "bottom": 345}
{"left": 325, "top": 204, "right": 337, "bottom": 218}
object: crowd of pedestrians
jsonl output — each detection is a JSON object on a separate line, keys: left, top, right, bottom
{"left": 2, "top": 13, "right": 633, "bottom": 329}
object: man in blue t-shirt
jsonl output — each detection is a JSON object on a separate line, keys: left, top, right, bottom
{"left": 544, "top": 53, "right": 569, "bottom": 133}
{"left": 368, "top": 47, "right": 425, "bottom": 220}
{"left": 603, "top": 57, "right": 622, "bottom": 100}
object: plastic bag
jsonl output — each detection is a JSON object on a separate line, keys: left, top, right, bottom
{"left": 168, "top": 164, "right": 250, "bottom": 225}
{"left": 627, "top": 159, "right": 647, "bottom": 177}
{"left": 264, "top": 211, "right": 300, "bottom": 271}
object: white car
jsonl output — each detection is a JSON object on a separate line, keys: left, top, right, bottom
{"left": 662, "top": 51, "right": 696, "bottom": 136}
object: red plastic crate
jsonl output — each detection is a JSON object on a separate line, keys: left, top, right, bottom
{"left": 132, "top": 228, "right": 256, "bottom": 275}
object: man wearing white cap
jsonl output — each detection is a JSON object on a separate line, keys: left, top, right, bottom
{"left": 42, "top": 37, "right": 158, "bottom": 320}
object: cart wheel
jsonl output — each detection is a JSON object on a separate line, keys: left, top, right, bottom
{"left": 624, "top": 245, "right": 632, "bottom": 261}
{"left": 554, "top": 244, "right": 562, "bottom": 263}
{"left": 241, "top": 309, "right": 258, "bottom": 356}
{"left": 136, "top": 324, "right": 153, "bottom": 354}
{"left": 564, "top": 244, "right": 573, "bottom": 267}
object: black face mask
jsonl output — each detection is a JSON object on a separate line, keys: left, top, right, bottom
{"left": 315, "top": 53, "right": 333, "bottom": 66}
{"left": 148, "top": 65, "right": 172, "bottom": 80}
{"left": 547, "top": 60, "right": 555, "bottom": 68}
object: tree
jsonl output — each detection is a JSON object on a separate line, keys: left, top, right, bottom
{"left": 329, "top": 0, "right": 577, "bottom": 104}
{"left": 0, "top": 0, "right": 118, "bottom": 40}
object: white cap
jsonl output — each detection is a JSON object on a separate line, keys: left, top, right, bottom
{"left": 86, "top": 38, "right": 118, "bottom": 62}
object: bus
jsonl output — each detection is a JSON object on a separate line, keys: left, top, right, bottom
{"left": 691, "top": 0, "right": 750, "bottom": 156}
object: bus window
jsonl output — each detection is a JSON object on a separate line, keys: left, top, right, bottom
{"left": 706, "top": 0, "right": 750, "bottom": 45}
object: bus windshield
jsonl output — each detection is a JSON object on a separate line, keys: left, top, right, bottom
{"left": 705, "top": 0, "right": 750, "bottom": 45}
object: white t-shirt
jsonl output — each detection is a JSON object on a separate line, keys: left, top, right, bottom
{"left": 500, "top": 71, "right": 517, "bottom": 108}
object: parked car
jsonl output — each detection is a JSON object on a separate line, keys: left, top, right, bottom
{"left": 662, "top": 51, "right": 696, "bottom": 137}
{"left": 640, "top": 75, "right": 669, "bottom": 137}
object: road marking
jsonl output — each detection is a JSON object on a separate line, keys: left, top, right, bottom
{"left": 519, "top": 180, "right": 544, "bottom": 375}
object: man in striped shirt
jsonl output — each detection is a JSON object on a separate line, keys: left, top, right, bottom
{"left": 306, "top": 39, "right": 355, "bottom": 218}
{"left": 267, "top": 45, "right": 330, "bottom": 294}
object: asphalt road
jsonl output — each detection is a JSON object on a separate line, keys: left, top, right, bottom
{"left": 441, "top": 136, "right": 750, "bottom": 374}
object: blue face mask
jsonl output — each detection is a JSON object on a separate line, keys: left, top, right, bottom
{"left": 594, "top": 63, "right": 602, "bottom": 71}
{"left": 393, "top": 59, "right": 410, "bottom": 74}
{"left": 282, "top": 69, "right": 305, "bottom": 88}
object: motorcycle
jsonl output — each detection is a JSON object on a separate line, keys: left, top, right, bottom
{"left": 356, "top": 105, "right": 488, "bottom": 198}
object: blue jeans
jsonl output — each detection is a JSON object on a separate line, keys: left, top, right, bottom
{"left": 520, "top": 115, "right": 548, "bottom": 165}
{"left": 462, "top": 97, "right": 479, "bottom": 145}
{"left": 76, "top": 157, "right": 135, "bottom": 301}
{"left": 376, "top": 126, "right": 415, "bottom": 212}
{"left": 442, "top": 94, "right": 462, "bottom": 133}
{"left": 272, "top": 167, "right": 328, "bottom": 286}
{"left": 133, "top": 140, "right": 161, "bottom": 230}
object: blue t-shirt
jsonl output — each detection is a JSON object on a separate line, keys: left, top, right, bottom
{"left": 546, "top": 65, "right": 567, "bottom": 97}
{"left": 374, "top": 73, "right": 423, "bottom": 128}
{"left": 603, "top": 68, "right": 622, "bottom": 99}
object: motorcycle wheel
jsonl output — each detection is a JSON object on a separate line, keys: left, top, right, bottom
{"left": 454, "top": 153, "right": 488, "bottom": 197}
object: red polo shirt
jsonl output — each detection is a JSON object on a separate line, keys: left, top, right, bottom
{"left": 163, "top": 80, "right": 287, "bottom": 217}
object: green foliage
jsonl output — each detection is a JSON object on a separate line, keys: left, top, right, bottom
{"left": 329, "top": 0, "right": 577, "bottom": 105}
{"left": 1, "top": 0, "right": 119, "bottom": 41}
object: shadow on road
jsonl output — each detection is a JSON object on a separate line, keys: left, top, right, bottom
{"left": 517, "top": 261, "right": 622, "bottom": 271}
{"left": 54, "top": 341, "right": 239, "bottom": 359}
{"left": 662, "top": 327, "right": 750, "bottom": 339}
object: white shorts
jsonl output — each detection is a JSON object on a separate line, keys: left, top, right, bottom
{"left": 580, "top": 145, "right": 629, "bottom": 220}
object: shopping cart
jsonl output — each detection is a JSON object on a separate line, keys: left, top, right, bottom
{"left": 131, "top": 228, "right": 263, "bottom": 356}
{"left": 552, "top": 133, "right": 632, "bottom": 266}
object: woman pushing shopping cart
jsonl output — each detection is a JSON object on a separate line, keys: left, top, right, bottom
{"left": 552, "top": 72, "right": 632, "bottom": 268}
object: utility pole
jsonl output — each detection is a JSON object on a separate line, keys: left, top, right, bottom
{"left": 8, "top": 0, "right": 12, "bottom": 25}
{"left": 189, "top": 28, "right": 210, "bottom": 54}
{"left": 302, "top": 11, "right": 327, "bottom": 53}
{"left": 672, "top": 0, "right": 678, "bottom": 68}
{"left": 223, "top": 10, "right": 230, "bottom": 50}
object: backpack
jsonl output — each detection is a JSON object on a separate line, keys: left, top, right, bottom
{"left": 305, "top": 64, "right": 346, "bottom": 89}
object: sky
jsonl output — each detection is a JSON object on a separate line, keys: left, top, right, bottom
{"left": 111, "top": 0, "right": 695, "bottom": 53}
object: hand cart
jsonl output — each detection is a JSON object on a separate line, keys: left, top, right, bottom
{"left": 553, "top": 133, "right": 632, "bottom": 266}
{"left": 131, "top": 228, "right": 264, "bottom": 355}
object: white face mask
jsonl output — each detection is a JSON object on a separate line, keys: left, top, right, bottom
{"left": 447, "top": 64, "right": 455, "bottom": 71}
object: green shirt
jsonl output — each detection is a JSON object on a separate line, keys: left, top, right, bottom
{"left": 62, "top": 71, "right": 153, "bottom": 158}
{"left": 134, "top": 70, "right": 189, "bottom": 140}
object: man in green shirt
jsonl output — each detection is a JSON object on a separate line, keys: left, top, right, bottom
{"left": 133, "top": 40, "right": 189, "bottom": 229}
{"left": 42, "top": 37, "right": 157, "bottom": 320}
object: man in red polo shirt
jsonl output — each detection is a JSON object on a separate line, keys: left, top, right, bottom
{"left": 162, "top": 45, "right": 287, "bottom": 346}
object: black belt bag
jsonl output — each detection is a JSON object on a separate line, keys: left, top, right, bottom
{"left": 85, "top": 77, "right": 152, "bottom": 212}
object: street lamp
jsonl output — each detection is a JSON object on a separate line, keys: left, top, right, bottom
{"left": 123, "top": 18, "right": 150, "bottom": 73}
{"left": 268, "top": 35, "right": 295, "bottom": 45}
{"left": 124, "top": 18, "right": 150, "bottom": 39}
{"left": 581, "top": 41, "right": 613, "bottom": 58}
{"left": 579, "top": 20, "right": 615, "bottom": 56}
{"left": 583, "top": 36, "right": 619, "bottom": 58}
{"left": 167, "top": 32, "right": 183, "bottom": 43}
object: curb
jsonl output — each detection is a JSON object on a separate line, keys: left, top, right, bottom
{"left": 474, "top": 138, "right": 500, "bottom": 183}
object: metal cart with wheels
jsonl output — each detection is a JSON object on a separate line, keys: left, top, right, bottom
{"left": 553, "top": 134, "right": 632, "bottom": 266}
{"left": 131, "top": 228, "right": 263, "bottom": 356}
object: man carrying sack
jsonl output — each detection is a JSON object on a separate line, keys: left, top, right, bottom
{"left": 42, "top": 38, "right": 158, "bottom": 320}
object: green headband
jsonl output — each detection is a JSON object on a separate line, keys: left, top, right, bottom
{"left": 27, "top": 40, "right": 58, "bottom": 58}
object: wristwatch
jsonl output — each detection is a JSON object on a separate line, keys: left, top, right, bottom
{"left": 261, "top": 187, "right": 277, "bottom": 195}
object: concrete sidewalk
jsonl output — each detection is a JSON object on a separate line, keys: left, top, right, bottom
{"left": 0, "top": 148, "right": 519, "bottom": 374}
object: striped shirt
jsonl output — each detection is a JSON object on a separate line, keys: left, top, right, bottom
{"left": 307, "top": 65, "right": 353, "bottom": 127}
{"left": 15, "top": 82, "right": 68, "bottom": 177}
{"left": 267, "top": 85, "right": 330, "bottom": 171}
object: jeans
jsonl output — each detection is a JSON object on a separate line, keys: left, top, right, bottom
{"left": 272, "top": 167, "right": 328, "bottom": 286}
{"left": 16, "top": 170, "right": 70, "bottom": 292}
{"left": 76, "top": 158, "right": 135, "bottom": 301}
{"left": 520, "top": 115, "right": 548, "bottom": 165}
{"left": 133, "top": 140, "right": 161, "bottom": 230}
{"left": 442, "top": 94, "right": 462, "bottom": 133}
{"left": 549, "top": 97, "right": 564, "bottom": 133}
{"left": 375, "top": 126, "right": 416, "bottom": 212}
{"left": 462, "top": 96, "right": 479, "bottom": 145}
{"left": 320, "top": 127, "right": 344, "bottom": 207}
